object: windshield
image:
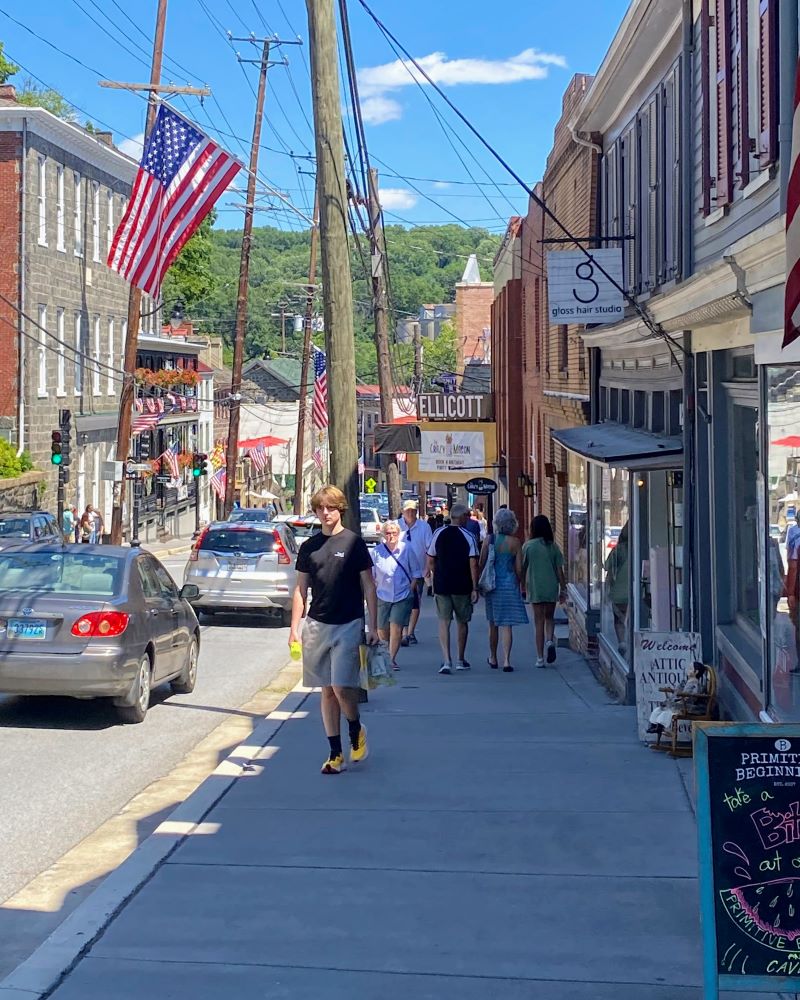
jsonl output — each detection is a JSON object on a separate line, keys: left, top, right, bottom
{"left": 0, "top": 551, "right": 123, "bottom": 595}
{"left": 200, "top": 528, "right": 275, "bottom": 554}
{"left": 0, "top": 518, "right": 30, "bottom": 538}
{"left": 229, "top": 510, "right": 269, "bottom": 523}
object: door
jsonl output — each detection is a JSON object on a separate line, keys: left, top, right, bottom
{"left": 135, "top": 557, "right": 177, "bottom": 680}
{"left": 148, "top": 557, "right": 191, "bottom": 670}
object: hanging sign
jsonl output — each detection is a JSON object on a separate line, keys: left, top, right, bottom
{"left": 546, "top": 248, "right": 624, "bottom": 324}
{"left": 633, "top": 631, "right": 702, "bottom": 743}
{"left": 465, "top": 477, "right": 497, "bottom": 495}
{"left": 417, "top": 393, "right": 493, "bottom": 421}
{"left": 419, "top": 429, "right": 485, "bottom": 474}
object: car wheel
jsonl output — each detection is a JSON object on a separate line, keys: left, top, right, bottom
{"left": 200, "top": 608, "right": 216, "bottom": 620}
{"left": 171, "top": 636, "right": 198, "bottom": 695}
{"left": 117, "top": 653, "right": 152, "bottom": 724}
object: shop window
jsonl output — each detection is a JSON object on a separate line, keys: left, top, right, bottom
{"left": 668, "top": 390, "right": 683, "bottom": 434}
{"left": 600, "top": 386, "right": 609, "bottom": 420}
{"left": 591, "top": 466, "right": 630, "bottom": 654}
{"left": 620, "top": 390, "right": 631, "bottom": 426}
{"left": 633, "top": 391, "right": 646, "bottom": 428}
{"left": 732, "top": 351, "right": 757, "bottom": 380}
{"left": 609, "top": 387, "right": 620, "bottom": 422}
{"left": 651, "top": 392, "right": 665, "bottom": 433}
{"left": 731, "top": 401, "right": 761, "bottom": 634}
{"left": 567, "top": 453, "right": 588, "bottom": 602}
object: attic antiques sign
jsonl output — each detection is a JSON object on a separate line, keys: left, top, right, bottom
{"left": 696, "top": 724, "right": 800, "bottom": 997}
{"left": 417, "top": 393, "right": 493, "bottom": 422}
{"left": 546, "top": 248, "right": 624, "bottom": 324}
{"left": 634, "top": 631, "right": 702, "bottom": 743}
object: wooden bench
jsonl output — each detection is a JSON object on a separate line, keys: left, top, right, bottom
{"left": 651, "top": 665, "right": 717, "bottom": 758}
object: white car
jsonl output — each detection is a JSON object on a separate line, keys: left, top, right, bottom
{"left": 360, "top": 508, "right": 383, "bottom": 545}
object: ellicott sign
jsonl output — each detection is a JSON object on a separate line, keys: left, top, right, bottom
{"left": 417, "top": 393, "right": 493, "bottom": 421}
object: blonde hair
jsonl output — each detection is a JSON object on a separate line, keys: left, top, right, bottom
{"left": 310, "top": 484, "right": 348, "bottom": 513}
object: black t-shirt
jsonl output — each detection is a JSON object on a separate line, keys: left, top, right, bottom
{"left": 429, "top": 524, "right": 478, "bottom": 596}
{"left": 296, "top": 527, "right": 373, "bottom": 625}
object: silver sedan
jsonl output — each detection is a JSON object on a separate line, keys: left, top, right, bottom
{"left": 0, "top": 543, "right": 200, "bottom": 724}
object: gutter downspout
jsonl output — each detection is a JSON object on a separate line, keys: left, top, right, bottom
{"left": 570, "top": 127, "right": 603, "bottom": 156}
{"left": 779, "top": 0, "right": 799, "bottom": 210}
{"left": 17, "top": 117, "right": 26, "bottom": 457}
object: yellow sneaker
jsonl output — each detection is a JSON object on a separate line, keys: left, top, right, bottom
{"left": 349, "top": 724, "right": 369, "bottom": 764}
{"left": 321, "top": 753, "right": 346, "bottom": 774}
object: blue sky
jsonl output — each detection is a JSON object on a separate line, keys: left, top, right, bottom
{"left": 0, "top": 0, "right": 630, "bottom": 234}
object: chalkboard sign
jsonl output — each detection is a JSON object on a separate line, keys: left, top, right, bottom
{"left": 697, "top": 723, "right": 800, "bottom": 997}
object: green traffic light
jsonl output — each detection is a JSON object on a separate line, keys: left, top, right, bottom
{"left": 192, "top": 467, "right": 201, "bottom": 478}
{"left": 51, "top": 454, "right": 62, "bottom": 465}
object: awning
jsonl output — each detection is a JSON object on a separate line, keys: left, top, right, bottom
{"left": 238, "top": 435, "right": 288, "bottom": 449}
{"left": 552, "top": 423, "right": 683, "bottom": 470}
{"left": 374, "top": 422, "right": 421, "bottom": 454}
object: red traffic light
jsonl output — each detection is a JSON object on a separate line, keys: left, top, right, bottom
{"left": 51, "top": 431, "right": 62, "bottom": 443}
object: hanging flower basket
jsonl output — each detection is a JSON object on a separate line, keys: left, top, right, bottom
{"left": 134, "top": 368, "right": 200, "bottom": 390}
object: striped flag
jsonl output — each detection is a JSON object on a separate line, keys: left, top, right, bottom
{"left": 132, "top": 412, "right": 162, "bottom": 435}
{"left": 210, "top": 467, "right": 227, "bottom": 500}
{"left": 161, "top": 441, "right": 180, "bottom": 479}
{"left": 249, "top": 444, "right": 267, "bottom": 473}
{"left": 107, "top": 104, "right": 241, "bottom": 301}
{"left": 358, "top": 453, "right": 365, "bottom": 476}
{"left": 313, "top": 446, "right": 323, "bottom": 471}
{"left": 787, "top": 62, "right": 800, "bottom": 345}
{"left": 312, "top": 346, "right": 328, "bottom": 429}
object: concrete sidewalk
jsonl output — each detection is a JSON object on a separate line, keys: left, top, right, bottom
{"left": 21, "top": 607, "right": 773, "bottom": 997}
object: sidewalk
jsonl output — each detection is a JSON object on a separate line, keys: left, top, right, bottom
{"left": 10, "top": 609, "right": 772, "bottom": 997}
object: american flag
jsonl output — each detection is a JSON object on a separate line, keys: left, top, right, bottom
{"left": 249, "top": 444, "right": 267, "bottom": 473}
{"left": 358, "top": 453, "right": 365, "bottom": 476}
{"left": 132, "top": 412, "right": 162, "bottom": 435}
{"left": 161, "top": 441, "right": 180, "bottom": 479}
{"left": 107, "top": 104, "right": 241, "bottom": 300}
{"left": 786, "top": 61, "right": 800, "bottom": 346}
{"left": 312, "top": 346, "right": 328, "bottom": 429}
{"left": 210, "top": 467, "right": 227, "bottom": 499}
{"left": 313, "top": 446, "right": 323, "bottom": 471}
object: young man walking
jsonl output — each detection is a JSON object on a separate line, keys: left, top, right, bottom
{"left": 426, "top": 503, "right": 479, "bottom": 674}
{"left": 400, "top": 499, "right": 433, "bottom": 646}
{"left": 289, "top": 485, "right": 378, "bottom": 774}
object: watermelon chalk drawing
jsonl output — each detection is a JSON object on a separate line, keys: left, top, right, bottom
{"left": 721, "top": 879, "right": 800, "bottom": 950}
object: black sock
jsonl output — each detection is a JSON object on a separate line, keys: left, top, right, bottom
{"left": 327, "top": 734, "right": 342, "bottom": 758}
{"left": 348, "top": 716, "right": 361, "bottom": 747}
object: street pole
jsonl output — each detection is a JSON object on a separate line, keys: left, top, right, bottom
{"left": 293, "top": 190, "right": 319, "bottom": 514}
{"left": 306, "top": 0, "right": 360, "bottom": 528}
{"left": 367, "top": 167, "right": 401, "bottom": 519}
{"left": 413, "top": 322, "right": 426, "bottom": 511}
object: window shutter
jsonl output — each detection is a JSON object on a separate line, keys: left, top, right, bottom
{"left": 647, "top": 95, "right": 659, "bottom": 289}
{"left": 663, "top": 66, "right": 681, "bottom": 281}
{"left": 622, "top": 127, "right": 637, "bottom": 294}
{"left": 701, "top": 0, "right": 712, "bottom": 216}
{"left": 734, "top": 0, "right": 750, "bottom": 188}
{"left": 757, "top": 0, "right": 778, "bottom": 167}
{"left": 715, "top": 0, "right": 733, "bottom": 207}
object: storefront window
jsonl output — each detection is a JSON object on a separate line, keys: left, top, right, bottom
{"left": 767, "top": 366, "right": 800, "bottom": 717}
{"left": 636, "top": 470, "right": 684, "bottom": 633}
{"left": 566, "top": 452, "right": 588, "bottom": 601}
{"left": 599, "top": 467, "right": 630, "bottom": 655}
{"left": 731, "top": 402, "right": 761, "bottom": 633}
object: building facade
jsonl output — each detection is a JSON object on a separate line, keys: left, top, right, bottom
{"left": 455, "top": 255, "right": 494, "bottom": 375}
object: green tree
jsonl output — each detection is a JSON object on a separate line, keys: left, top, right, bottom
{"left": 15, "top": 78, "right": 77, "bottom": 122}
{"left": 162, "top": 212, "right": 217, "bottom": 315}
{"left": 0, "top": 42, "right": 18, "bottom": 84}
{"left": 423, "top": 320, "right": 457, "bottom": 377}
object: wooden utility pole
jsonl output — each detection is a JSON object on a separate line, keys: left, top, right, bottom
{"left": 367, "top": 167, "right": 401, "bottom": 518}
{"left": 413, "top": 323, "right": 426, "bottom": 511}
{"left": 107, "top": 0, "right": 210, "bottom": 544}
{"left": 294, "top": 191, "right": 320, "bottom": 514}
{"left": 306, "top": 0, "right": 360, "bottom": 528}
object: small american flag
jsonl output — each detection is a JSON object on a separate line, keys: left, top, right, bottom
{"left": 107, "top": 104, "right": 241, "bottom": 300}
{"left": 210, "top": 467, "right": 227, "bottom": 499}
{"left": 161, "top": 442, "right": 180, "bottom": 480}
{"left": 132, "top": 412, "right": 162, "bottom": 435}
{"left": 358, "top": 453, "right": 365, "bottom": 476}
{"left": 249, "top": 444, "right": 267, "bottom": 473}
{"left": 312, "top": 346, "right": 328, "bottom": 429}
{"left": 786, "top": 60, "right": 800, "bottom": 346}
{"left": 313, "top": 444, "right": 323, "bottom": 471}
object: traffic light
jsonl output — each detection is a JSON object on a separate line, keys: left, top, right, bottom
{"left": 59, "top": 409, "right": 71, "bottom": 472}
{"left": 200, "top": 454, "right": 209, "bottom": 476}
{"left": 192, "top": 453, "right": 209, "bottom": 477}
{"left": 139, "top": 434, "right": 151, "bottom": 460}
{"left": 50, "top": 430, "right": 62, "bottom": 465}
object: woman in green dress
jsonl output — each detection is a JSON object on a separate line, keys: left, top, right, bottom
{"left": 518, "top": 514, "right": 566, "bottom": 668}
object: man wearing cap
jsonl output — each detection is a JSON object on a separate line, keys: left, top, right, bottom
{"left": 400, "top": 499, "right": 433, "bottom": 646}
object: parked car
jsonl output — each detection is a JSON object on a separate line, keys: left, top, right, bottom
{"left": 273, "top": 513, "right": 322, "bottom": 538}
{"left": 360, "top": 507, "right": 383, "bottom": 544}
{"left": 0, "top": 511, "right": 63, "bottom": 547}
{"left": 228, "top": 508, "right": 274, "bottom": 524}
{"left": 0, "top": 543, "right": 200, "bottom": 724}
{"left": 184, "top": 522, "right": 298, "bottom": 623}
{"left": 426, "top": 496, "right": 447, "bottom": 516}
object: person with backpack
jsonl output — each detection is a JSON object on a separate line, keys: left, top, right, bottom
{"left": 519, "top": 514, "right": 566, "bottom": 668}
{"left": 478, "top": 508, "right": 528, "bottom": 672}
{"left": 372, "top": 520, "right": 424, "bottom": 670}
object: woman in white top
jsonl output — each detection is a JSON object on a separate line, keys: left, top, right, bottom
{"left": 372, "top": 520, "right": 423, "bottom": 669}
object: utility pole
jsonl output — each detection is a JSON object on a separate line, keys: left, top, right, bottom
{"left": 224, "top": 35, "right": 301, "bottom": 517}
{"left": 306, "top": 0, "right": 360, "bottom": 528}
{"left": 367, "top": 167, "right": 401, "bottom": 519}
{"left": 294, "top": 190, "right": 320, "bottom": 514}
{"left": 413, "top": 324, "right": 426, "bottom": 512}
{"left": 106, "top": 0, "right": 209, "bottom": 544}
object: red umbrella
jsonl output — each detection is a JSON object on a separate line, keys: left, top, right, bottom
{"left": 238, "top": 434, "right": 289, "bottom": 449}
{"left": 772, "top": 435, "right": 800, "bottom": 448}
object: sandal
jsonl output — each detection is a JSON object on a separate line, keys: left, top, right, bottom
{"left": 487, "top": 658, "right": 498, "bottom": 669}
{"left": 503, "top": 665, "right": 514, "bottom": 672}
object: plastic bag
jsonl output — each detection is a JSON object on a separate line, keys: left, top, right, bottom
{"left": 478, "top": 539, "right": 496, "bottom": 595}
{"left": 359, "top": 641, "right": 396, "bottom": 689}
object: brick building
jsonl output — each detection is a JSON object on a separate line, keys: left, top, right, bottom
{"left": 0, "top": 85, "right": 153, "bottom": 526}
{"left": 455, "top": 254, "right": 493, "bottom": 376}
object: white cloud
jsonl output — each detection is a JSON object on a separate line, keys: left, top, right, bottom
{"left": 357, "top": 48, "right": 566, "bottom": 124}
{"left": 432, "top": 181, "right": 450, "bottom": 189}
{"left": 119, "top": 132, "right": 144, "bottom": 159}
{"left": 360, "top": 95, "right": 403, "bottom": 126}
{"left": 379, "top": 187, "right": 419, "bottom": 211}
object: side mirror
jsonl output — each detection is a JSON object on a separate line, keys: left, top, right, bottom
{"left": 180, "top": 583, "right": 200, "bottom": 601}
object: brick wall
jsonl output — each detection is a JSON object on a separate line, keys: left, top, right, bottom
{"left": 0, "top": 133, "right": 21, "bottom": 432}
{"left": 455, "top": 282, "right": 493, "bottom": 374}
{"left": 519, "top": 188, "right": 545, "bottom": 533}
{"left": 0, "top": 470, "right": 46, "bottom": 511}
{"left": 491, "top": 276, "right": 525, "bottom": 520}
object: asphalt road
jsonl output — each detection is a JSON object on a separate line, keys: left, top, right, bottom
{"left": 0, "top": 555, "right": 292, "bottom": 905}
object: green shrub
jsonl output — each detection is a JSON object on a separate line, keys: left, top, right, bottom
{"left": 0, "top": 439, "right": 22, "bottom": 479}
{"left": 18, "top": 450, "right": 33, "bottom": 472}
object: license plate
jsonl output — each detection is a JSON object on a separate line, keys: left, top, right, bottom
{"left": 7, "top": 618, "right": 47, "bottom": 639}
{"left": 231, "top": 559, "right": 253, "bottom": 571}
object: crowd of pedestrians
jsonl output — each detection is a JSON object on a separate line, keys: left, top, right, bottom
{"left": 289, "top": 487, "right": 568, "bottom": 775}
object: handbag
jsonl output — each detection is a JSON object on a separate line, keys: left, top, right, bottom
{"left": 478, "top": 534, "right": 496, "bottom": 595}
{"left": 359, "top": 641, "right": 396, "bottom": 689}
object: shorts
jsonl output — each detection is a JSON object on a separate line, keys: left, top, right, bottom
{"left": 301, "top": 617, "right": 362, "bottom": 689}
{"left": 435, "top": 593, "right": 474, "bottom": 624}
{"left": 377, "top": 594, "right": 414, "bottom": 630}
{"left": 411, "top": 579, "right": 424, "bottom": 611}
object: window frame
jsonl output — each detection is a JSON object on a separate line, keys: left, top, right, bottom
{"left": 74, "top": 311, "right": 83, "bottom": 395}
{"left": 107, "top": 318, "right": 115, "bottom": 395}
{"left": 92, "top": 315, "right": 101, "bottom": 396}
{"left": 56, "top": 164, "right": 65, "bottom": 252}
{"left": 56, "top": 307, "right": 65, "bottom": 396}
{"left": 37, "top": 155, "right": 47, "bottom": 247}
{"left": 92, "top": 182, "right": 100, "bottom": 262}
{"left": 37, "top": 304, "right": 47, "bottom": 397}
{"left": 73, "top": 172, "right": 83, "bottom": 257}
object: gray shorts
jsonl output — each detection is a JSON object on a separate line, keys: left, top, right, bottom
{"left": 377, "top": 594, "right": 414, "bottom": 630}
{"left": 302, "top": 617, "right": 362, "bottom": 689}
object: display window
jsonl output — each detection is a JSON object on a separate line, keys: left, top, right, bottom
{"left": 567, "top": 452, "right": 588, "bottom": 602}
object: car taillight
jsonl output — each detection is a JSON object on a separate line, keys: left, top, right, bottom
{"left": 189, "top": 525, "right": 210, "bottom": 562}
{"left": 71, "top": 611, "right": 130, "bottom": 638}
{"left": 273, "top": 531, "right": 291, "bottom": 565}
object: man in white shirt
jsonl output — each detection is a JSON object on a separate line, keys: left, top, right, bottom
{"left": 400, "top": 499, "right": 433, "bottom": 646}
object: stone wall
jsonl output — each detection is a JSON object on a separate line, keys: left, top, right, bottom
{"left": 0, "top": 470, "right": 46, "bottom": 511}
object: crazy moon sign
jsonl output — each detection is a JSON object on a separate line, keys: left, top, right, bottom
{"left": 419, "top": 429, "right": 485, "bottom": 474}
{"left": 546, "top": 248, "right": 625, "bottom": 324}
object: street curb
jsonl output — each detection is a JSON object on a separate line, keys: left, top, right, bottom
{"left": 0, "top": 680, "right": 310, "bottom": 999}
{"left": 141, "top": 542, "right": 193, "bottom": 557}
